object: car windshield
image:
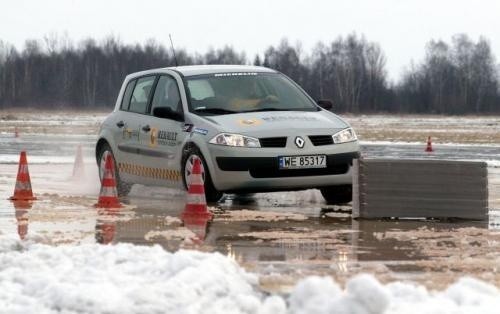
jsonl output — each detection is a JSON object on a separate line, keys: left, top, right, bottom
{"left": 185, "top": 72, "right": 319, "bottom": 115}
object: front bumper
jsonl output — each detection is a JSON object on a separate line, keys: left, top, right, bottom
{"left": 205, "top": 141, "right": 360, "bottom": 192}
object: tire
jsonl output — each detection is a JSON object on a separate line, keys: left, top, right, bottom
{"left": 182, "top": 146, "right": 223, "bottom": 203}
{"left": 96, "top": 142, "right": 132, "bottom": 197}
{"left": 320, "top": 185, "right": 352, "bottom": 205}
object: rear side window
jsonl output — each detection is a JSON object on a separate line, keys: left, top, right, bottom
{"left": 120, "top": 80, "right": 136, "bottom": 110}
{"left": 129, "top": 76, "right": 156, "bottom": 114}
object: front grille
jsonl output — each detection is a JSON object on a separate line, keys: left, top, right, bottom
{"left": 259, "top": 137, "right": 287, "bottom": 148}
{"left": 249, "top": 164, "right": 349, "bottom": 178}
{"left": 309, "top": 135, "right": 334, "bottom": 146}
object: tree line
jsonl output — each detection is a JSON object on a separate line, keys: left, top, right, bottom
{"left": 0, "top": 34, "right": 499, "bottom": 114}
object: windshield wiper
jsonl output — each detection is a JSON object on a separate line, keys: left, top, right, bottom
{"left": 193, "top": 107, "right": 238, "bottom": 115}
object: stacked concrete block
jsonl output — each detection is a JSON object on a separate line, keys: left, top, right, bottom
{"left": 352, "top": 159, "right": 488, "bottom": 220}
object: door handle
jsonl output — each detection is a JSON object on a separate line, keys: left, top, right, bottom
{"left": 116, "top": 121, "right": 125, "bottom": 128}
{"left": 142, "top": 125, "right": 151, "bottom": 132}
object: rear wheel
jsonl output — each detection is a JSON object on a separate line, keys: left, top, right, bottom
{"left": 320, "top": 185, "right": 352, "bottom": 205}
{"left": 97, "top": 143, "right": 132, "bottom": 197}
{"left": 182, "top": 146, "right": 223, "bottom": 203}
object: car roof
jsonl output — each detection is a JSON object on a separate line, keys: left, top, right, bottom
{"left": 171, "top": 65, "right": 277, "bottom": 76}
{"left": 127, "top": 65, "right": 278, "bottom": 79}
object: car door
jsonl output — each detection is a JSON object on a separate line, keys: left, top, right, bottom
{"left": 114, "top": 75, "right": 157, "bottom": 185}
{"left": 109, "top": 78, "right": 136, "bottom": 166}
{"left": 136, "top": 74, "right": 187, "bottom": 188}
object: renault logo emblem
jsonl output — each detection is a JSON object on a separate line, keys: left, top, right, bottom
{"left": 295, "top": 136, "right": 305, "bottom": 148}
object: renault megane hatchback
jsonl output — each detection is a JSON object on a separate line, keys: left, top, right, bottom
{"left": 96, "top": 65, "right": 360, "bottom": 203}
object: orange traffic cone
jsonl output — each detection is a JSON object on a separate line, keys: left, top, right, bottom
{"left": 425, "top": 136, "right": 434, "bottom": 152}
{"left": 10, "top": 151, "right": 37, "bottom": 201}
{"left": 95, "top": 154, "right": 122, "bottom": 208}
{"left": 182, "top": 157, "right": 213, "bottom": 220}
{"left": 72, "top": 144, "right": 85, "bottom": 178}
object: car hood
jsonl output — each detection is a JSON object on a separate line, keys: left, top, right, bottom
{"left": 200, "top": 110, "right": 349, "bottom": 135}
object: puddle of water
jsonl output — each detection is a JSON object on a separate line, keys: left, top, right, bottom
{"left": 1, "top": 132, "right": 500, "bottom": 289}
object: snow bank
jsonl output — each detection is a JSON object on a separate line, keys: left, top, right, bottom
{"left": 290, "top": 275, "right": 500, "bottom": 314}
{"left": 289, "top": 275, "right": 390, "bottom": 314}
{"left": 0, "top": 236, "right": 276, "bottom": 314}
{"left": 1, "top": 236, "right": 500, "bottom": 314}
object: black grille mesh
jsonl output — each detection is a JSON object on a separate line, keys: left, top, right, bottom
{"left": 259, "top": 137, "right": 287, "bottom": 148}
{"left": 308, "top": 135, "right": 334, "bottom": 146}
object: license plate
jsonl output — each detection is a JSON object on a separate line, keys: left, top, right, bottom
{"left": 279, "top": 155, "right": 327, "bottom": 169}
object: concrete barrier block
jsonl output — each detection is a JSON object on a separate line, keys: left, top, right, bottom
{"left": 352, "top": 159, "right": 488, "bottom": 220}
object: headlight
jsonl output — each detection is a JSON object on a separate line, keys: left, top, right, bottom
{"left": 332, "top": 128, "right": 357, "bottom": 144}
{"left": 209, "top": 133, "right": 261, "bottom": 148}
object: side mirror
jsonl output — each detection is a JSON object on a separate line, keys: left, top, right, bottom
{"left": 153, "top": 107, "right": 184, "bottom": 121}
{"left": 317, "top": 99, "right": 333, "bottom": 110}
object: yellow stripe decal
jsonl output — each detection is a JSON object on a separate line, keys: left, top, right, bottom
{"left": 118, "top": 163, "right": 181, "bottom": 181}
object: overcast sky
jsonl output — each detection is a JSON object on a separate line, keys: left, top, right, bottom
{"left": 1, "top": 0, "right": 499, "bottom": 81}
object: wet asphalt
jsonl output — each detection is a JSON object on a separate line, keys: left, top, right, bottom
{"left": 1, "top": 134, "right": 500, "bottom": 288}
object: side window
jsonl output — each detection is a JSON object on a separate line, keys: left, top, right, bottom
{"left": 151, "top": 75, "right": 182, "bottom": 114}
{"left": 120, "top": 79, "right": 136, "bottom": 111}
{"left": 129, "top": 76, "right": 156, "bottom": 114}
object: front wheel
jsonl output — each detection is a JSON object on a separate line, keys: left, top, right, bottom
{"left": 182, "top": 147, "right": 223, "bottom": 203}
{"left": 320, "top": 185, "right": 352, "bottom": 205}
{"left": 97, "top": 143, "right": 132, "bottom": 197}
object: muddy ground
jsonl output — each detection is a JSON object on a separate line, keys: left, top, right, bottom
{"left": 1, "top": 111, "right": 499, "bottom": 291}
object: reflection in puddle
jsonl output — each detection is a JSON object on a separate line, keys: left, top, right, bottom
{"left": 95, "top": 208, "right": 118, "bottom": 245}
{"left": 181, "top": 210, "right": 211, "bottom": 244}
{"left": 90, "top": 193, "right": 494, "bottom": 268}
{"left": 13, "top": 200, "right": 33, "bottom": 240}
{"left": 1, "top": 121, "right": 500, "bottom": 289}
{"left": 2, "top": 183, "right": 499, "bottom": 288}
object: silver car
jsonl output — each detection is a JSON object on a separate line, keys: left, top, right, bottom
{"left": 96, "top": 65, "right": 359, "bottom": 203}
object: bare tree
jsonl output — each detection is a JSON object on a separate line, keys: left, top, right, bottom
{"left": 0, "top": 33, "right": 497, "bottom": 113}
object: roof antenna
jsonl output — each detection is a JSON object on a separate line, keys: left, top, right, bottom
{"left": 169, "top": 34, "right": 179, "bottom": 67}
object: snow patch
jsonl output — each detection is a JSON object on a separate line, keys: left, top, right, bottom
{"left": 0, "top": 236, "right": 264, "bottom": 314}
{"left": 290, "top": 274, "right": 500, "bottom": 314}
{"left": 1, "top": 236, "right": 500, "bottom": 314}
{"left": 289, "top": 276, "right": 342, "bottom": 312}
{"left": 289, "top": 275, "right": 390, "bottom": 314}
{"left": 218, "top": 209, "right": 308, "bottom": 222}
{"left": 144, "top": 228, "right": 196, "bottom": 241}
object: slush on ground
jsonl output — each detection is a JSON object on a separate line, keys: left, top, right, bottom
{"left": 1, "top": 111, "right": 499, "bottom": 313}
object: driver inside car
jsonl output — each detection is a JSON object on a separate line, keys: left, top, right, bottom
{"left": 226, "top": 77, "right": 279, "bottom": 112}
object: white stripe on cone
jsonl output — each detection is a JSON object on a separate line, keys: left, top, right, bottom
{"left": 189, "top": 174, "right": 204, "bottom": 185}
{"left": 19, "top": 165, "right": 29, "bottom": 173}
{"left": 15, "top": 181, "right": 32, "bottom": 190}
{"left": 187, "top": 193, "right": 206, "bottom": 205}
{"left": 100, "top": 186, "right": 119, "bottom": 197}
{"left": 103, "top": 169, "right": 114, "bottom": 179}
